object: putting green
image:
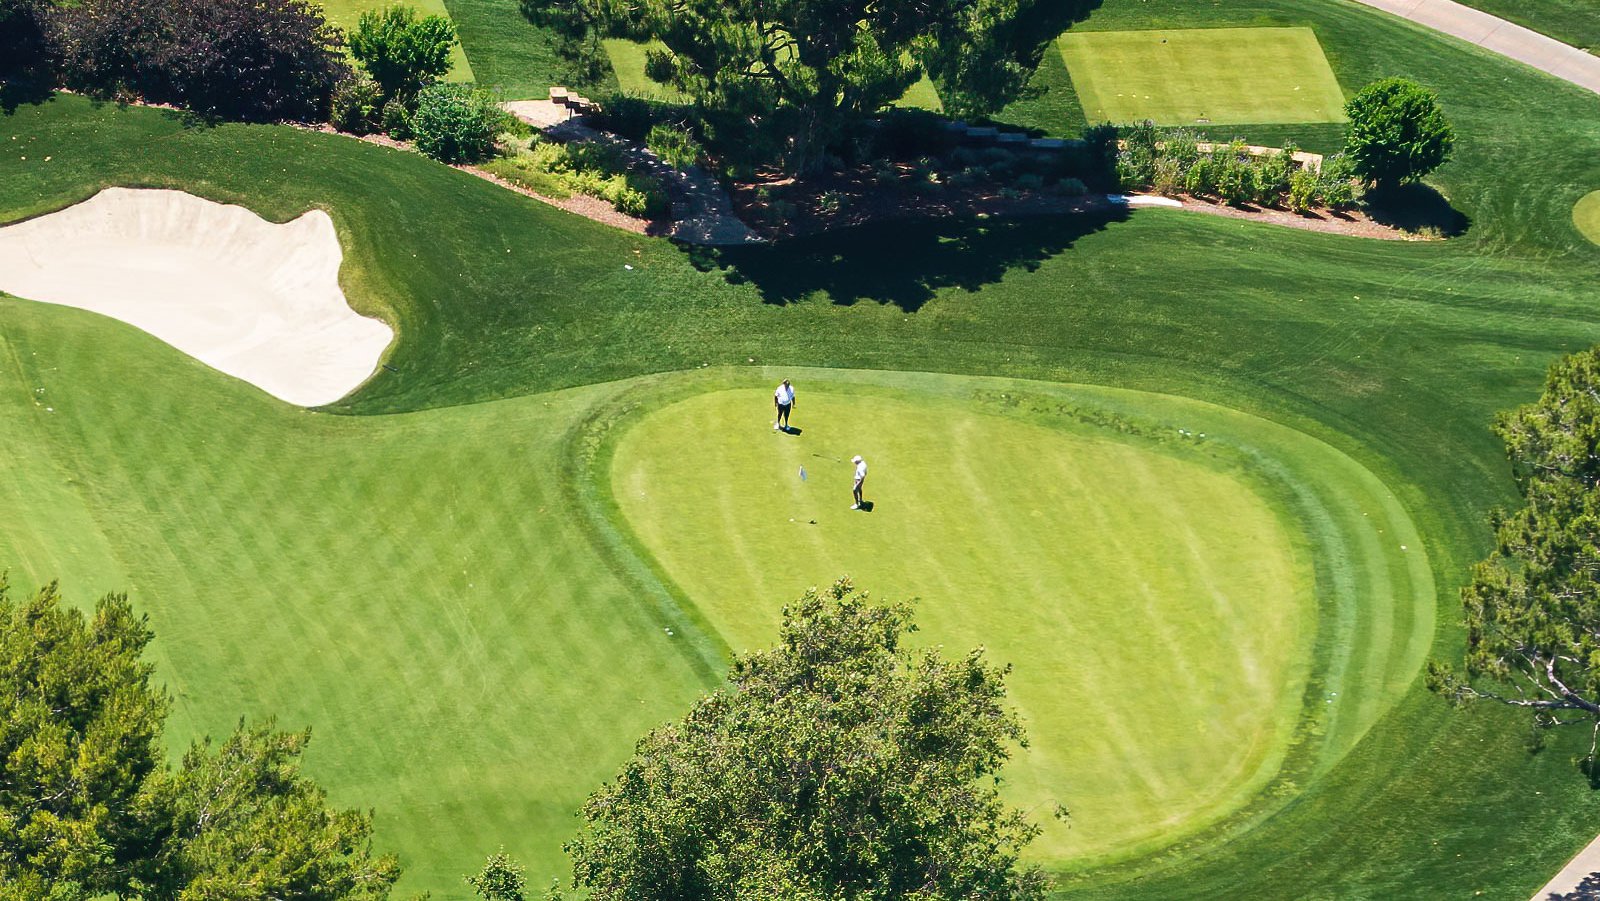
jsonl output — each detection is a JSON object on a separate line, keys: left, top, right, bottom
{"left": 1575, "top": 190, "right": 1600, "bottom": 246}
{"left": 1059, "top": 27, "right": 1347, "bottom": 125}
{"left": 607, "top": 373, "right": 1432, "bottom": 863}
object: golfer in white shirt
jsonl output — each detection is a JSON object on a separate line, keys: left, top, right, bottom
{"left": 773, "top": 379, "right": 796, "bottom": 431}
{"left": 851, "top": 455, "right": 867, "bottom": 510}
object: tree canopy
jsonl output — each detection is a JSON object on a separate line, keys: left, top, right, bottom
{"left": 0, "top": 575, "right": 399, "bottom": 899}
{"left": 523, "top": 0, "right": 1097, "bottom": 171}
{"left": 1430, "top": 346, "right": 1600, "bottom": 749}
{"left": 1342, "top": 76, "right": 1454, "bottom": 192}
{"left": 562, "top": 578, "right": 1052, "bottom": 901}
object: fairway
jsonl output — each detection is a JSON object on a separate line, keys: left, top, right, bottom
{"left": 1576, "top": 190, "right": 1600, "bottom": 245}
{"left": 608, "top": 376, "right": 1432, "bottom": 862}
{"left": 1058, "top": 27, "right": 1347, "bottom": 125}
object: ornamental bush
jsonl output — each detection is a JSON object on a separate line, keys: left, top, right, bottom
{"left": 410, "top": 82, "right": 504, "bottom": 163}
{"left": 350, "top": 4, "right": 457, "bottom": 103}
{"left": 57, "top": 0, "right": 348, "bottom": 122}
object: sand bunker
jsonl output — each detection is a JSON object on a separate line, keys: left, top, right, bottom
{"left": 0, "top": 188, "right": 393, "bottom": 406}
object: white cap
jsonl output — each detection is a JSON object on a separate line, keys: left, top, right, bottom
{"left": 851, "top": 455, "right": 863, "bottom": 463}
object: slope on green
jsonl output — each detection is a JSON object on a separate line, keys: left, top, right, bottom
{"left": 1576, "top": 190, "right": 1600, "bottom": 245}
{"left": 1058, "top": 27, "right": 1347, "bottom": 126}
{"left": 315, "top": 0, "right": 475, "bottom": 82}
{"left": 609, "top": 375, "right": 1430, "bottom": 865}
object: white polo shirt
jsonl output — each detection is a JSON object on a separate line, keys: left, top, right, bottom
{"left": 775, "top": 383, "right": 795, "bottom": 405}
{"left": 854, "top": 459, "right": 867, "bottom": 481}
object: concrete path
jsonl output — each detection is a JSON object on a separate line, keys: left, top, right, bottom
{"left": 1533, "top": 831, "right": 1600, "bottom": 900}
{"left": 1348, "top": 0, "right": 1600, "bottom": 96}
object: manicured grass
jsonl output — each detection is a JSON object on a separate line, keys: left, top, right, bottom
{"left": 1058, "top": 27, "right": 1347, "bottom": 126}
{"left": 442, "top": 0, "right": 616, "bottom": 98}
{"left": 314, "top": 0, "right": 475, "bottom": 82}
{"left": 3, "top": 0, "right": 1600, "bottom": 893}
{"left": 1453, "top": 0, "right": 1600, "bottom": 51}
{"left": 894, "top": 72, "right": 944, "bottom": 112}
{"left": 610, "top": 376, "right": 1430, "bottom": 865}
{"left": 1576, "top": 190, "right": 1600, "bottom": 245}
{"left": 600, "top": 39, "right": 687, "bottom": 101}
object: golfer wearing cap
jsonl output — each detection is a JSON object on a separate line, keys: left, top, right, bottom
{"left": 774, "top": 379, "right": 796, "bottom": 432}
{"left": 851, "top": 455, "right": 867, "bottom": 510}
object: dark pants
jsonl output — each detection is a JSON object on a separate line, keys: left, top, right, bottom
{"left": 776, "top": 402, "right": 791, "bottom": 426}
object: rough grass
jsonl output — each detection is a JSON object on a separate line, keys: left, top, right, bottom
{"left": 1058, "top": 27, "right": 1347, "bottom": 126}
{"left": 2, "top": 0, "right": 1600, "bottom": 893}
{"left": 609, "top": 376, "right": 1430, "bottom": 867}
{"left": 314, "top": 0, "right": 474, "bottom": 82}
{"left": 1451, "top": 0, "right": 1600, "bottom": 50}
{"left": 600, "top": 39, "right": 687, "bottom": 101}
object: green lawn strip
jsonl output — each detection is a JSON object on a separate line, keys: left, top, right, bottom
{"left": 1575, "top": 190, "right": 1600, "bottom": 245}
{"left": 0, "top": 303, "right": 716, "bottom": 896}
{"left": 441, "top": 0, "right": 616, "bottom": 99}
{"left": 1057, "top": 27, "right": 1346, "bottom": 126}
{"left": 314, "top": 0, "right": 475, "bottom": 82}
{"left": 602, "top": 368, "right": 1430, "bottom": 867}
{"left": 1450, "top": 0, "right": 1600, "bottom": 51}
{"left": 893, "top": 69, "right": 944, "bottom": 113}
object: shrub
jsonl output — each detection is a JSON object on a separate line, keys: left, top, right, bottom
{"left": 350, "top": 4, "right": 457, "bottom": 103}
{"left": 592, "top": 92, "right": 665, "bottom": 141}
{"left": 330, "top": 72, "right": 383, "bottom": 134}
{"left": 410, "top": 82, "right": 503, "bottom": 163}
{"left": 646, "top": 123, "right": 702, "bottom": 170}
{"left": 488, "top": 137, "right": 669, "bottom": 218}
{"left": 874, "top": 108, "right": 956, "bottom": 159}
{"left": 1014, "top": 172, "right": 1044, "bottom": 191}
{"left": 1317, "top": 153, "right": 1360, "bottom": 210}
{"left": 382, "top": 97, "right": 413, "bottom": 139}
{"left": 1343, "top": 77, "right": 1454, "bottom": 192}
{"left": 58, "top": 0, "right": 348, "bottom": 122}
{"left": 0, "top": 0, "right": 56, "bottom": 83}
{"left": 1288, "top": 167, "right": 1319, "bottom": 213}
{"left": 1054, "top": 177, "right": 1087, "bottom": 197}
{"left": 1256, "top": 144, "right": 1297, "bottom": 205}
{"left": 817, "top": 190, "right": 849, "bottom": 215}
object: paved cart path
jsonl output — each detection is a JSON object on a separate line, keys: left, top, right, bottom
{"left": 1349, "top": 0, "right": 1600, "bottom": 95}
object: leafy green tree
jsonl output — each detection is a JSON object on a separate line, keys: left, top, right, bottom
{"left": 1341, "top": 77, "right": 1455, "bottom": 192}
{"left": 524, "top": 0, "right": 1095, "bottom": 172}
{"left": 564, "top": 578, "right": 1052, "bottom": 901}
{"left": 467, "top": 849, "right": 527, "bottom": 900}
{"left": 138, "top": 722, "right": 400, "bottom": 897}
{"left": 1430, "top": 346, "right": 1600, "bottom": 754}
{"left": 0, "top": 578, "right": 167, "bottom": 897}
{"left": 0, "top": 575, "right": 401, "bottom": 898}
{"left": 349, "top": 4, "right": 458, "bottom": 103}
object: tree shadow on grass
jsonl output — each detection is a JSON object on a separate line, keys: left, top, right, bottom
{"left": 1363, "top": 183, "right": 1471, "bottom": 238}
{"left": 0, "top": 77, "right": 53, "bottom": 115}
{"left": 692, "top": 207, "right": 1129, "bottom": 312}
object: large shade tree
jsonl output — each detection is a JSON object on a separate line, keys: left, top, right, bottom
{"left": 561, "top": 578, "right": 1053, "bottom": 901}
{"left": 0, "top": 576, "right": 400, "bottom": 899}
{"left": 523, "top": 0, "right": 1097, "bottom": 171}
{"left": 1430, "top": 347, "right": 1600, "bottom": 756}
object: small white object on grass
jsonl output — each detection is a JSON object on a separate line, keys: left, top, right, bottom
{"left": 624, "top": 264, "right": 634, "bottom": 270}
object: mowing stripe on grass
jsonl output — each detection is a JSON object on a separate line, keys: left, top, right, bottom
{"left": 1059, "top": 27, "right": 1348, "bottom": 125}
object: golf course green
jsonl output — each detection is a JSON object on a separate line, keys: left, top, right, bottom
{"left": 1577, "top": 189, "right": 1600, "bottom": 246}
{"left": 609, "top": 376, "right": 1430, "bottom": 863}
{"left": 2, "top": 0, "right": 1600, "bottom": 894}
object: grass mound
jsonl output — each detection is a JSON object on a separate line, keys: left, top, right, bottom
{"left": 1575, "top": 190, "right": 1600, "bottom": 246}
{"left": 608, "top": 375, "right": 1431, "bottom": 866}
{"left": 1058, "top": 27, "right": 1347, "bottom": 126}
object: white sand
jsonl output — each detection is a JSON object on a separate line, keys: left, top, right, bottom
{"left": 0, "top": 188, "right": 393, "bottom": 407}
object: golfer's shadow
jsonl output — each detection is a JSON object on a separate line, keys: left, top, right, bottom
{"left": 779, "top": 426, "right": 804, "bottom": 435}
{"left": 859, "top": 501, "right": 875, "bottom": 513}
